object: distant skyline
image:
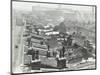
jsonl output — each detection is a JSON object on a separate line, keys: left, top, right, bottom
{"left": 12, "top": 1, "right": 95, "bottom": 13}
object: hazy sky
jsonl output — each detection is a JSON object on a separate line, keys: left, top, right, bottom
{"left": 12, "top": 1, "right": 95, "bottom": 12}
